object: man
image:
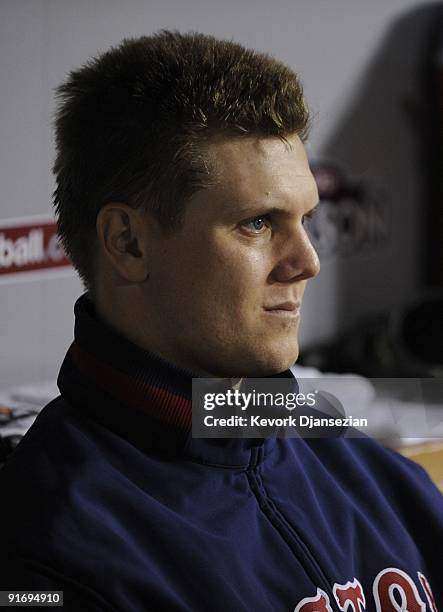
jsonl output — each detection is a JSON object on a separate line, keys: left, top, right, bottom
{"left": 1, "top": 31, "right": 442, "bottom": 611}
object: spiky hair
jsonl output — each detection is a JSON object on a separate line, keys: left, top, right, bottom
{"left": 53, "top": 30, "right": 309, "bottom": 290}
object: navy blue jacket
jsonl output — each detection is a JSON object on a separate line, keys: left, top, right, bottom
{"left": 0, "top": 294, "right": 442, "bottom": 611}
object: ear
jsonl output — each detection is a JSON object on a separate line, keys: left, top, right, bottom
{"left": 96, "top": 203, "right": 150, "bottom": 283}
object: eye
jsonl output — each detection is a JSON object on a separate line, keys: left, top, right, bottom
{"left": 302, "top": 208, "right": 318, "bottom": 226}
{"left": 242, "top": 215, "right": 270, "bottom": 234}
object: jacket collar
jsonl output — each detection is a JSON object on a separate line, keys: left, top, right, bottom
{"left": 57, "top": 293, "right": 295, "bottom": 467}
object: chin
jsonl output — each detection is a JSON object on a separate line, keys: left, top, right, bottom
{"left": 243, "top": 344, "right": 300, "bottom": 377}
{"left": 199, "top": 333, "right": 300, "bottom": 377}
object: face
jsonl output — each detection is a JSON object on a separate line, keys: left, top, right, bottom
{"left": 142, "top": 133, "right": 320, "bottom": 377}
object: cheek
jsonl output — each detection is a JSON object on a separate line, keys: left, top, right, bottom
{"left": 199, "top": 245, "right": 267, "bottom": 305}
{"left": 154, "top": 233, "right": 270, "bottom": 323}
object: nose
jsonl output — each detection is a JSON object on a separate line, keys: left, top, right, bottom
{"left": 270, "top": 228, "right": 320, "bottom": 283}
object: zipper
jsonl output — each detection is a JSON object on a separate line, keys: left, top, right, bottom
{"left": 246, "top": 445, "right": 338, "bottom": 609}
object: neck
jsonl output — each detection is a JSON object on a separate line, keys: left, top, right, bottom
{"left": 93, "top": 285, "right": 216, "bottom": 377}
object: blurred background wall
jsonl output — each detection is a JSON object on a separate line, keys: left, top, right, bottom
{"left": 1, "top": 0, "right": 441, "bottom": 387}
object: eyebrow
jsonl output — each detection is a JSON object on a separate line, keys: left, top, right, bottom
{"left": 234, "top": 199, "right": 321, "bottom": 218}
{"left": 305, "top": 200, "right": 321, "bottom": 214}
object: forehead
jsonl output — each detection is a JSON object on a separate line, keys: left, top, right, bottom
{"left": 204, "top": 133, "right": 318, "bottom": 211}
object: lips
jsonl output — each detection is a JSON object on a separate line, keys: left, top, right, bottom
{"left": 264, "top": 301, "right": 301, "bottom": 312}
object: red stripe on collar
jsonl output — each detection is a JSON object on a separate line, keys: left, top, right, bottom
{"left": 70, "top": 341, "right": 192, "bottom": 430}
